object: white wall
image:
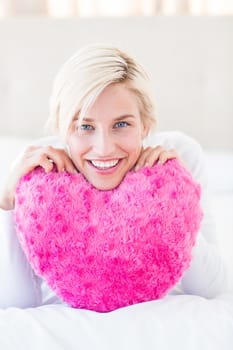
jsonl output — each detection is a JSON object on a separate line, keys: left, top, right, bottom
{"left": 0, "top": 17, "right": 232, "bottom": 150}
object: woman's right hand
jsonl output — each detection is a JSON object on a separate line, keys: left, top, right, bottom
{"left": 0, "top": 145, "right": 77, "bottom": 211}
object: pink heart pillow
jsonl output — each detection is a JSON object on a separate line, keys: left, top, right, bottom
{"left": 14, "top": 160, "right": 202, "bottom": 312}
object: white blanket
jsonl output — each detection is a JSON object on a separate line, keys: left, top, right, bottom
{"left": 1, "top": 294, "right": 233, "bottom": 350}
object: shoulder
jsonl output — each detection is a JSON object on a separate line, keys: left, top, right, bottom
{"left": 32, "top": 136, "right": 64, "bottom": 148}
{"left": 148, "top": 130, "right": 203, "bottom": 156}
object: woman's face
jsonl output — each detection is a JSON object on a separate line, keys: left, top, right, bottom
{"left": 67, "top": 83, "right": 148, "bottom": 190}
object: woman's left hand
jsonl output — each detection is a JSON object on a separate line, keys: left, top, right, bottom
{"left": 134, "top": 146, "right": 180, "bottom": 171}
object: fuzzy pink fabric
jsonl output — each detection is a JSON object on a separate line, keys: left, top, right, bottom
{"left": 14, "top": 160, "right": 202, "bottom": 312}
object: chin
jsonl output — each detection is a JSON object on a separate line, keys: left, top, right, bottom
{"left": 89, "top": 179, "right": 122, "bottom": 191}
{"left": 92, "top": 183, "right": 120, "bottom": 191}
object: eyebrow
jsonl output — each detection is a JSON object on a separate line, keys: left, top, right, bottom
{"left": 80, "top": 115, "right": 136, "bottom": 122}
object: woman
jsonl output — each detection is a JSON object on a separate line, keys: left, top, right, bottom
{"left": 0, "top": 44, "right": 226, "bottom": 308}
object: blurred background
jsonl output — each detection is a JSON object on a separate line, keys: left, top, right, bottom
{"left": 1, "top": 0, "right": 233, "bottom": 17}
{"left": 0, "top": 0, "right": 233, "bottom": 289}
{"left": 0, "top": 0, "right": 233, "bottom": 149}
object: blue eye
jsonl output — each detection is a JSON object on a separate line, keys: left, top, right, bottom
{"left": 114, "top": 121, "right": 129, "bottom": 128}
{"left": 79, "top": 124, "right": 94, "bottom": 131}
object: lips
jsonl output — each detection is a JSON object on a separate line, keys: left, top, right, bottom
{"left": 88, "top": 159, "right": 120, "bottom": 170}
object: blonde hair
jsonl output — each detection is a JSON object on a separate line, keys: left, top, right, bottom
{"left": 47, "top": 43, "right": 156, "bottom": 140}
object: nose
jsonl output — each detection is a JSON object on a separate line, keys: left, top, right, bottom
{"left": 93, "top": 129, "right": 116, "bottom": 157}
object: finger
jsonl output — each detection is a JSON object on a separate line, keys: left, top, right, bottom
{"left": 158, "top": 149, "right": 179, "bottom": 165}
{"left": 41, "top": 147, "right": 76, "bottom": 173}
{"left": 40, "top": 146, "right": 64, "bottom": 172}
{"left": 137, "top": 145, "right": 164, "bottom": 170}
{"left": 23, "top": 145, "right": 77, "bottom": 174}
{"left": 37, "top": 154, "right": 55, "bottom": 173}
{"left": 134, "top": 147, "right": 152, "bottom": 170}
{"left": 142, "top": 146, "right": 166, "bottom": 167}
{"left": 13, "top": 149, "right": 53, "bottom": 176}
{"left": 135, "top": 146, "right": 161, "bottom": 171}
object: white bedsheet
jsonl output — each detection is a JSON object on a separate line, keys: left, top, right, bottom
{"left": 0, "top": 294, "right": 233, "bottom": 350}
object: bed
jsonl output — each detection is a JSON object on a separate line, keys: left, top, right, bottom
{"left": 0, "top": 17, "right": 233, "bottom": 349}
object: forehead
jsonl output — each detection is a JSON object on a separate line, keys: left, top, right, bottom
{"left": 88, "top": 84, "right": 140, "bottom": 115}
{"left": 71, "top": 83, "right": 142, "bottom": 128}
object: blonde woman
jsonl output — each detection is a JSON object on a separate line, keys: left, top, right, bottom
{"left": 0, "top": 44, "right": 226, "bottom": 308}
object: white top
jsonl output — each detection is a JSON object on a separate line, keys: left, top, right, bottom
{"left": 0, "top": 131, "right": 227, "bottom": 308}
{"left": 151, "top": 131, "right": 226, "bottom": 297}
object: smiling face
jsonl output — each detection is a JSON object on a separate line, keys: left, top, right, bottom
{"left": 67, "top": 83, "right": 148, "bottom": 190}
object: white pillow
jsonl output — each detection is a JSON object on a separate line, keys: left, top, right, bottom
{"left": 204, "top": 151, "right": 233, "bottom": 193}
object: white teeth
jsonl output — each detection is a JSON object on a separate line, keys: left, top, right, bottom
{"left": 90, "top": 159, "right": 119, "bottom": 169}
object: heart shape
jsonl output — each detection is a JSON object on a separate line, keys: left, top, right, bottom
{"left": 14, "top": 160, "right": 202, "bottom": 312}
